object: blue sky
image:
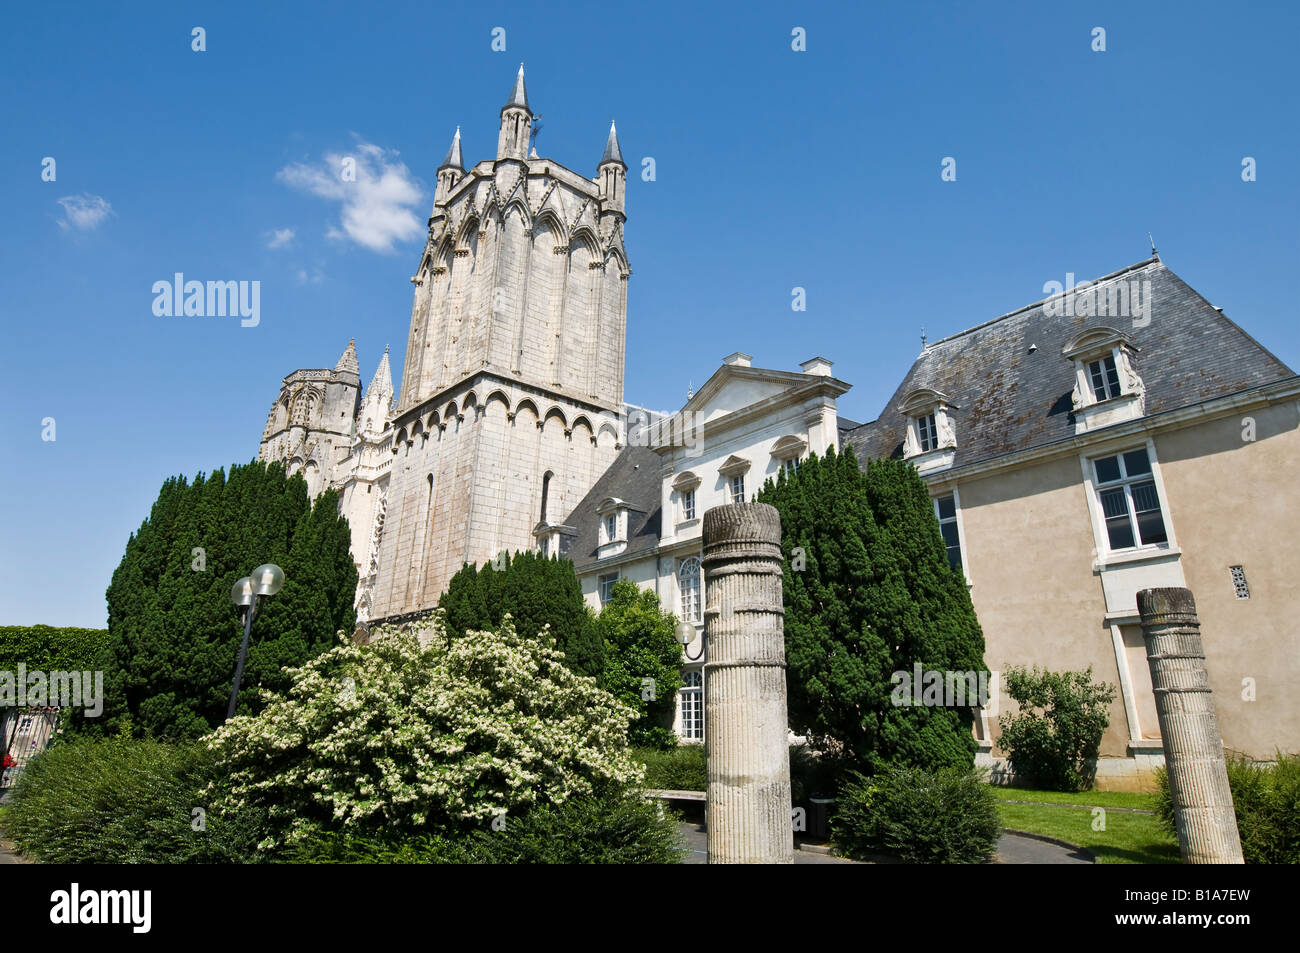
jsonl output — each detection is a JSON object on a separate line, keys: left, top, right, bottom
{"left": 2, "top": 1, "right": 1296, "bottom": 626}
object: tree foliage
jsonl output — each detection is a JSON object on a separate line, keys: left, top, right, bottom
{"left": 756, "top": 446, "right": 987, "bottom": 776}
{"left": 0, "top": 626, "right": 108, "bottom": 672}
{"left": 597, "top": 579, "right": 684, "bottom": 749}
{"left": 438, "top": 551, "right": 603, "bottom": 677}
{"left": 205, "top": 614, "right": 644, "bottom": 848}
{"left": 91, "top": 460, "right": 357, "bottom": 739}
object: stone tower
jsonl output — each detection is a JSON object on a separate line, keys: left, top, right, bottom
{"left": 259, "top": 340, "right": 363, "bottom": 498}
{"left": 368, "top": 67, "right": 630, "bottom": 619}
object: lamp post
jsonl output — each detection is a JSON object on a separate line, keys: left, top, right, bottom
{"left": 227, "top": 563, "right": 284, "bottom": 720}
{"left": 676, "top": 619, "right": 703, "bottom": 662}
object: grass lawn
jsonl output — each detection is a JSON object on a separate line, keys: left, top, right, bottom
{"left": 992, "top": 787, "right": 1180, "bottom": 865}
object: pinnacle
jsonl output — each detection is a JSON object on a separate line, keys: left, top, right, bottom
{"left": 334, "top": 339, "right": 359, "bottom": 377}
{"left": 600, "top": 120, "right": 624, "bottom": 166}
{"left": 505, "top": 63, "right": 529, "bottom": 112}
{"left": 441, "top": 125, "right": 464, "bottom": 171}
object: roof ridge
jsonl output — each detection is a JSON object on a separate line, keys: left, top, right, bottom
{"left": 928, "top": 257, "right": 1162, "bottom": 349}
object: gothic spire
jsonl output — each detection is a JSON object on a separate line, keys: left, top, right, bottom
{"left": 505, "top": 63, "right": 529, "bottom": 112}
{"left": 600, "top": 120, "right": 624, "bottom": 167}
{"left": 366, "top": 344, "right": 393, "bottom": 401}
{"left": 334, "top": 339, "right": 359, "bottom": 377}
{"left": 440, "top": 126, "right": 463, "bottom": 171}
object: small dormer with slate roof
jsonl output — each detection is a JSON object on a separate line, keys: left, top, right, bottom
{"left": 596, "top": 496, "right": 641, "bottom": 558}
{"left": 900, "top": 386, "right": 959, "bottom": 473}
{"left": 1062, "top": 326, "right": 1145, "bottom": 434}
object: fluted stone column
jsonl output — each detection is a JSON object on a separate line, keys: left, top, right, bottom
{"left": 1137, "top": 587, "right": 1244, "bottom": 864}
{"left": 702, "top": 503, "right": 794, "bottom": 864}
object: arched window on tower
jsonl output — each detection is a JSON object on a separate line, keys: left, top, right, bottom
{"left": 540, "top": 471, "right": 553, "bottom": 523}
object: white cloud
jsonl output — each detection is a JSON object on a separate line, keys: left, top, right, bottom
{"left": 57, "top": 194, "right": 113, "bottom": 231}
{"left": 276, "top": 141, "right": 425, "bottom": 253}
{"left": 296, "top": 267, "right": 324, "bottom": 285}
{"left": 266, "top": 227, "right": 296, "bottom": 249}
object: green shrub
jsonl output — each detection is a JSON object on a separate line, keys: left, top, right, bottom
{"left": 997, "top": 665, "right": 1115, "bottom": 792}
{"left": 0, "top": 625, "right": 109, "bottom": 672}
{"left": 2, "top": 736, "right": 263, "bottom": 863}
{"left": 597, "top": 579, "right": 685, "bottom": 749}
{"left": 207, "top": 615, "right": 644, "bottom": 847}
{"left": 1154, "top": 753, "right": 1300, "bottom": 864}
{"left": 635, "top": 744, "right": 707, "bottom": 791}
{"left": 833, "top": 765, "right": 1000, "bottom": 863}
{"left": 286, "top": 791, "right": 684, "bottom": 864}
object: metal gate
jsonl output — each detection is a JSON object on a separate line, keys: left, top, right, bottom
{"left": 1, "top": 708, "right": 61, "bottom": 789}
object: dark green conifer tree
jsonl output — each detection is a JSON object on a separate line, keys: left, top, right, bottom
{"left": 438, "top": 551, "right": 603, "bottom": 677}
{"left": 757, "top": 446, "right": 987, "bottom": 775}
{"left": 92, "top": 460, "right": 357, "bottom": 739}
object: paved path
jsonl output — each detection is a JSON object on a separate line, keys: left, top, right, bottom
{"left": 674, "top": 822, "right": 1093, "bottom": 864}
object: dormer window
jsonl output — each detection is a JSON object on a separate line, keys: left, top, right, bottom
{"left": 596, "top": 497, "right": 637, "bottom": 558}
{"left": 1063, "top": 327, "right": 1145, "bottom": 434}
{"left": 900, "top": 389, "right": 957, "bottom": 473}
{"left": 603, "top": 513, "right": 618, "bottom": 543}
{"left": 917, "top": 413, "right": 939, "bottom": 453}
{"left": 1088, "top": 355, "right": 1122, "bottom": 402}
{"left": 672, "top": 471, "right": 702, "bottom": 525}
{"left": 533, "top": 519, "right": 575, "bottom": 559}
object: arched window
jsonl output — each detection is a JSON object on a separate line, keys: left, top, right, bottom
{"left": 680, "top": 670, "right": 703, "bottom": 741}
{"left": 678, "top": 556, "right": 702, "bottom": 624}
{"left": 540, "top": 471, "right": 552, "bottom": 523}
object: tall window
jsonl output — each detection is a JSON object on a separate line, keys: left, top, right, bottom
{"left": 1089, "top": 355, "right": 1122, "bottom": 401}
{"left": 599, "top": 572, "right": 619, "bottom": 606}
{"left": 540, "top": 536, "right": 551, "bottom": 558}
{"left": 917, "top": 413, "right": 938, "bottom": 453}
{"left": 781, "top": 457, "right": 799, "bottom": 478}
{"left": 680, "top": 670, "right": 703, "bottom": 740}
{"left": 678, "top": 556, "right": 702, "bottom": 623}
{"left": 933, "top": 494, "right": 962, "bottom": 570}
{"left": 682, "top": 489, "right": 696, "bottom": 521}
{"left": 1094, "top": 448, "right": 1168, "bottom": 551}
{"left": 603, "top": 513, "right": 618, "bottom": 543}
{"left": 729, "top": 474, "right": 745, "bottom": 504}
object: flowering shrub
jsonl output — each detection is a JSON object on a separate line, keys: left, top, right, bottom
{"left": 205, "top": 612, "right": 644, "bottom": 847}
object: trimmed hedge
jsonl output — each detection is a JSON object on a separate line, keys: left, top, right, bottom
{"left": 833, "top": 765, "right": 1000, "bottom": 863}
{"left": 1154, "top": 753, "right": 1300, "bottom": 864}
{"left": 635, "top": 745, "right": 706, "bottom": 792}
{"left": 0, "top": 625, "right": 109, "bottom": 672}
{"left": 286, "top": 793, "right": 685, "bottom": 864}
{"left": 2, "top": 736, "right": 262, "bottom": 863}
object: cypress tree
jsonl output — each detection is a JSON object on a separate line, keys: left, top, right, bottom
{"left": 91, "top": 460, "right": 357, "bottom": 739}
{"left": 756, "top": 445, "right": 987, "bottom": 776}
{"left": 438, "top": 552, "right": 603, "bottom": 677}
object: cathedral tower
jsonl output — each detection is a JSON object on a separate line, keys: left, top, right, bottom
{"left": 369, "top": 68, "right": 631, "bottom": 619}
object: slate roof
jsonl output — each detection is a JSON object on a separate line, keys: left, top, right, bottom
{"left": 843, "top": 259, "right": 1295, "bottom": 470}
{"left": 565, "top": 445, "right": 662, "bottom": 571}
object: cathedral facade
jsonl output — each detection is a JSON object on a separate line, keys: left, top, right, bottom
{"left": 260, "top": 67, "right": 631, "bottom": 624}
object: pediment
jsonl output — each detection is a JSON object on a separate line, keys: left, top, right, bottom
{"left": 686, "top": 369, "right": 796, "bottom": 424}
